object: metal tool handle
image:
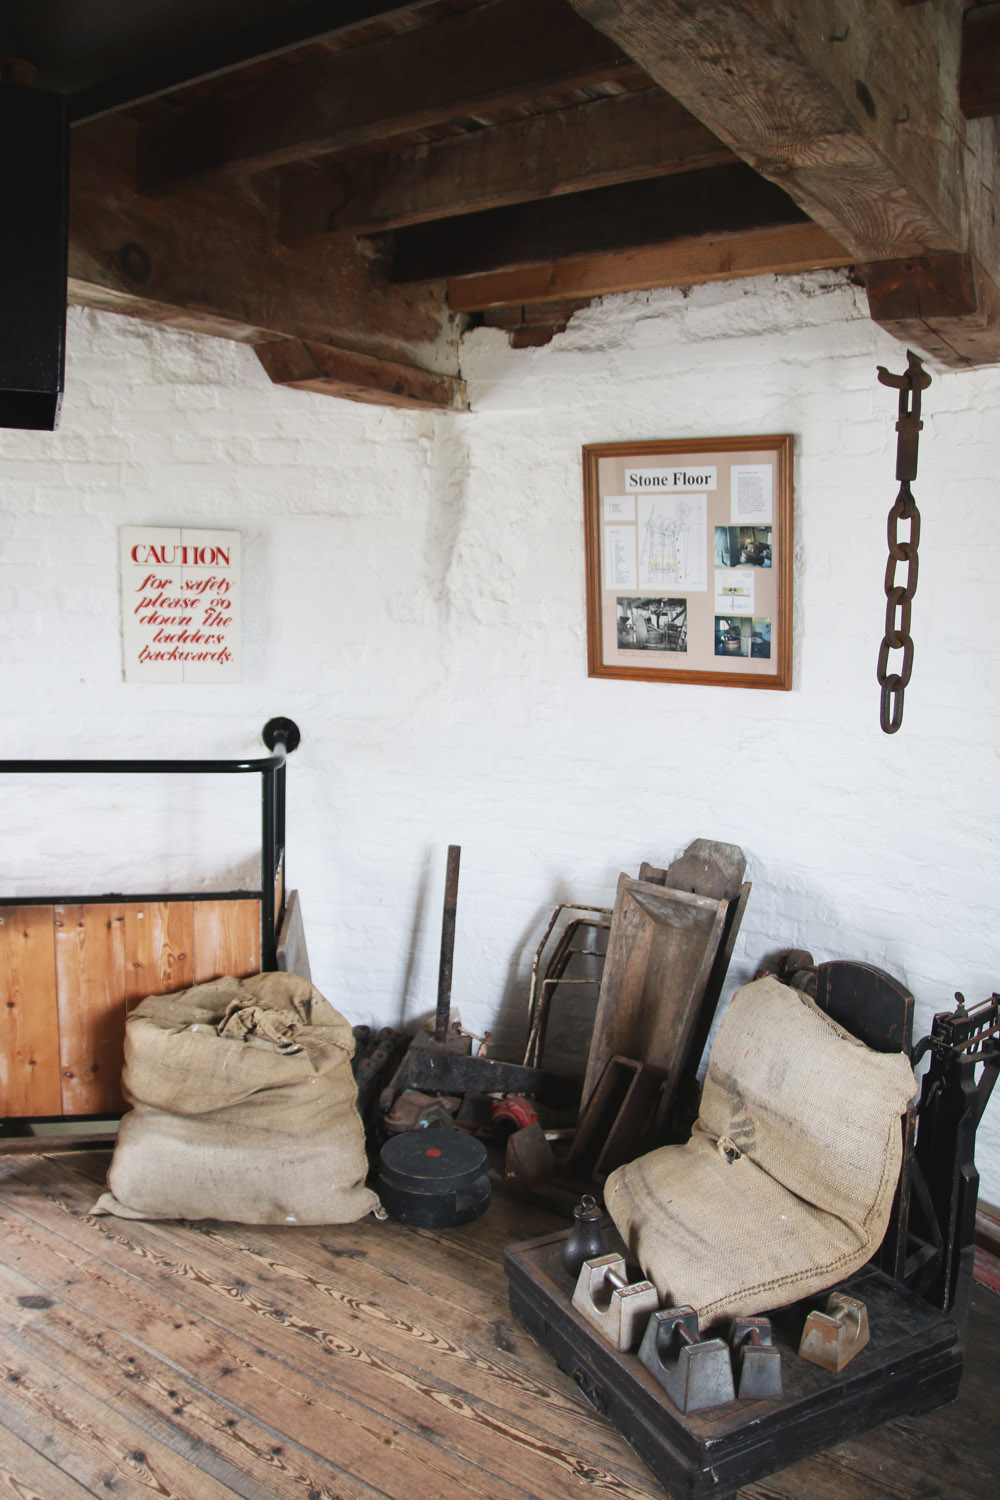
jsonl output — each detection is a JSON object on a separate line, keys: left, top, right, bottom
{"left": 435, "top": 845, "right": 461, "bottom": 1042}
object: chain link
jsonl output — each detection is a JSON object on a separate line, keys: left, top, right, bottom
{"left": 875, "top": 352, "right": 930, "bottom": 735}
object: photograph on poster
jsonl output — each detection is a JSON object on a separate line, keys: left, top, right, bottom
{"left": 715, "top": 615, "right": 748, "bottom": 657}
{"left": 751, "top": 618, "right": 772, "bottom": 659}
{"left": 616, "top": 597, "right": 687, "bottom": 652}
{"left": 713, "top": 615, "right": 772, "bottom": 658}
{"left": 583, "top": 435, "right": 791, "bottom": 690}
{"left": 714, "top": 525, "right": 772, "bottom": 568}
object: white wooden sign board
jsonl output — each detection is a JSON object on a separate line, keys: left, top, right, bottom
{"left": 120, "top": 527, "right": 242, "bottom": 683}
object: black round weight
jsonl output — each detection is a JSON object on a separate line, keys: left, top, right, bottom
{"left": 377, "top": 1130, "right": 490, "bottom": 1228}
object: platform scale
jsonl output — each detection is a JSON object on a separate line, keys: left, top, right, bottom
{"left": 504, "top": 975, "right": 998, "bottom": 1499}
{"left": 504, "top": 1225, "right": 964, "bottom": 1500}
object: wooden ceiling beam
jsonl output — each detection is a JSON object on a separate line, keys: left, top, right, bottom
{"left": 69, "top": 2, "right": 435, "bottom": 123}
{"left": 136, "top": 0, "right": 634, "bottom": 196}
{"left": 68, "top": 115, "right": 464, "bottom": 409}
{"left": 567, "top": 0, "right": 1000, "bottom": 365}
{"left": 566, "top": 0, "right": 960, "bottom": 261}
{"left": 255, "top": 338, "right": 465, "bottom": 409}
{"left": 448, "top": 222, "right": 852, "bottom": 312}
{"left": 960, "top": 3, "right": 1000, "bottom": 118}
{"left": 278, "top": 87, "right": 735, "bottom": 240}
{"left": 391, "top": 162, "right": 808, "bottom": 283}
{"left": 861, "top": 254, "right": 1000, "bottom": 369}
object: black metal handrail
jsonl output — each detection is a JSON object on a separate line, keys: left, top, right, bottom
{"left": 0, "top": 716, "right": 300, "bottom": 970}
{"left": 1, "top": 754, "right": 285, "bottom": 773}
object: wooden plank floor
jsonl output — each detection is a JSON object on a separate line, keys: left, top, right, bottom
{"left": 0, "top": 1149, "right": 996, "bottom": 1500}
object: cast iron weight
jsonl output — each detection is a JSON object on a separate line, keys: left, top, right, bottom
{"left": 562, "top": 1194, "right": 606, "bottom": 1278}
{"left": 799, "top": 1292, "right": 870, "bottom": 1372}
{"left": 638, "top": 1307, "right": 736, "bottom": 1413}
{"left": 728, "top": 1316, "right": 782, "bottom": 1398}
{"left": 572, "top": 1253, "right": 659, "bottom": 1352}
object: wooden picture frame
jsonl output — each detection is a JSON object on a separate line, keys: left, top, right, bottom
{"left": 583, "top": 435, "right": 793, "bottom": 689}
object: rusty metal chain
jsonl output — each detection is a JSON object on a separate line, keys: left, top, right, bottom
{"left": 875, "top": 351, "right": 931, "bottom": 734}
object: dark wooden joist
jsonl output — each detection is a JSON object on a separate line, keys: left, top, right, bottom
{"left": 255, "top": 338, "right": 466, "bottom": 409}
{"left": 567, "top": 0, "right": 1000, "bottom": 365}
{"left": 447, "top": 221, "right": 851, "bottom": 312}
{"left": 960, "top": 3, "right": 1000, "bottom": 118}
{"left": 68, "top": 115, "right": 464, "bottom": 409}
{"left": 391, "top": 162, "right": 809, "bottom": 283}
{"left": 136, "top": 0, "right": 635, "bottom": 196}
{"left": 862, "top": 254, "right": 1000, "bottom": 368}
{"left": 69, "top": 2, "right": 436, "bottom": 123}
{"left": 278, "top": 87, "right": 735, "bottom": 240}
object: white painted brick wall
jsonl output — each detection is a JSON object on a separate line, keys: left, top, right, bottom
{"left": 2, "top": 281, "right": 999, "bottom": 1203}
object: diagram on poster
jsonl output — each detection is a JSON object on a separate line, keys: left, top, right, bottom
{"left": 715, "top": 567, "right": 754, "bottom": 615}
{"left": 637, "top": 493, "right": 707, "bottom": 591}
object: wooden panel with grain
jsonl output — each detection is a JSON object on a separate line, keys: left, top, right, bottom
{"left": 3, "top": 897, "right": 264, "bottom": 1120}
{"left": 0, "top": 906, "right": 61, "bottom": 1117}
{"left": 191, "top": 898, "right": 261, "bottom": 983}
{"left": 581, "top": 874, "right": 727, "bottom": 1114}
{"left": 123, "top": 900, "right": 195, "bottom": 1007}
{"left": 54, "top": 903, "right": 127, "bottom": 1115}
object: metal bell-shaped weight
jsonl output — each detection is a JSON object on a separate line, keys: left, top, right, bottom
{"left": 562, "top": 1194, "right": 605, "bottom": 1279}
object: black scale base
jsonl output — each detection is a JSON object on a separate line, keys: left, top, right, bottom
{"left": 504, "top": 1228, "right": 964, "bottom": 1500}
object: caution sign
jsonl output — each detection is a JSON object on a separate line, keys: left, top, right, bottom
{"left": 120, "top": 527, "right": 242, "bottom": 683}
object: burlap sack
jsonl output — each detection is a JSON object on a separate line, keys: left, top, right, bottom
{"left": 605, "top": 975, "right": 916, "bottom": 1328}
{"left": 93, "top": 972, "right": 379, "bottom": 1225}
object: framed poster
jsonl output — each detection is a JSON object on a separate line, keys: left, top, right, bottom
{"left": 583, "top": 435, "right": 792, "bottom": 690}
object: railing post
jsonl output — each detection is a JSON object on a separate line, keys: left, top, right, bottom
{"left": 260, "top": 717, "right": 299, "bottom": 970}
